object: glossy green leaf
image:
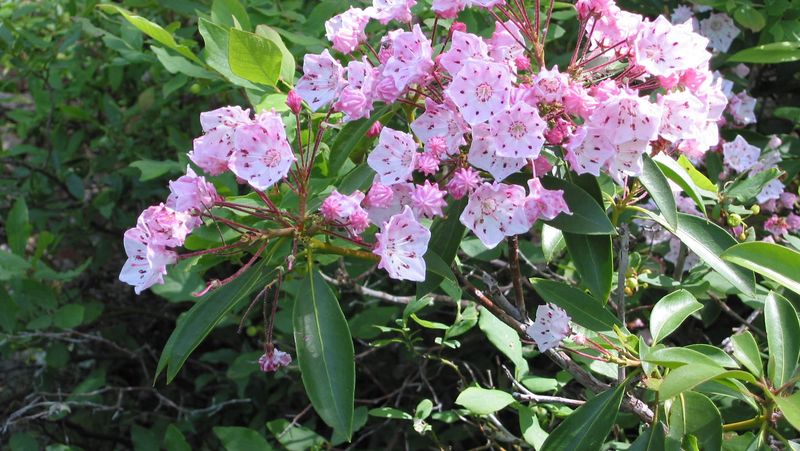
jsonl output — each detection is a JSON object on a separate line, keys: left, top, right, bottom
{"left": 293, "top": 268, "right": 355, "bottom": 440}
{"left": 645, "top": 347, "right": 723, "bottom": 369}
{"left": 650, "top": 289, "right": 702, "bottom": 344}
{"left": 764, "top": 291, "right": 800, "bottom": 388}
{"left": 629, "top": 422, "right": 666, "bottom": 451}
{"left": 563, "top": 233, "right": 613, "bottom": 302}
{"left": 478, "top": 308, "right": 529, "bottom": 377}
{"left": 676, "top": 155, "right": 717, "bottom": 194}
{"left": 640, "top": 153, "right": 677, "bottom": 229}
{"left": 329, "top": 104, "right": 396, "bottom": 176}
{"left": 731, "top": 331, "right": 763, "bottom": 378}
{"left": 773, "top": 392, "right": 800, "bottom": 431}
{"left": 417, "top": 198, "right": 467, "bottom": 297}
{"left": 653, "top": 154, "right": 707, "bottom": 215}
{"left": 455, "top": 387, "right": 514, "bottom": 415}
{"left": 642, "top": 211, "right": 755, "bottom": 297}
{"left": 540, "top": 383, "right": 626, "bottom": 451}
{"left": 7, "top": 198, "right": 30, "bottom": 256}
{"left": 722, "top": 242, "right": 800, "bottom": 296}
{"left": 541, "top": 176, "right": 615, "bottom": 235}
{"left": 519, "top": 405, "right": 548, "bottom": 450}
{"left": 213, "top": 426, "right": 272, "bottom": 451}
{"left": 666, "top": 392, "right": 722, "bottom": 451}
{"left": 530, "top": 279, "right": 622, "bottom": 331}
{"left": 542, "top": 224, "right": 565, "bottom": 263}
{"left": 368, "top": 407, "right": 412, "bottom": 420}
{"left": 660, "top": 364, "right": 728, "bottom": 399}
{"left": 729, "top": 41, "right": 800, "bottom": 64}
{"left": 159, "top": 240, "right": 287, "bottom": 382}
{"left": 227, "top": 28, "right": 281, "bottom": 86}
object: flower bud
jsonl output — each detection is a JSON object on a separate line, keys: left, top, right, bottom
{"left": 451, "top": 21, "right": 467, "bottom": 33}
{"left": 286, "top": 89, "right": 302, "bottom": 114}
{"left": 514, "top": 55, "right": 531, "bottom": 71}
{"left": 367, "top": 121, "right": 383, "bottom": 138}
{"left": 750, "top": 204, "right": 760, "bottom": 215}
{"left": 727, "top": 213, "right": 742, "bottom": 227}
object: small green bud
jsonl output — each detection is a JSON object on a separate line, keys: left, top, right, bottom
{"left": 727, "top": 214, "right": 742, "bottom": 227}
{"left": 189, "top": 83, "right": 201, "bottom": 94}
{"left": 246, "top": 325, "right": 258, "bottom": 337}
{"left": 750, "top": 205, "right": 760, "bottom": 215}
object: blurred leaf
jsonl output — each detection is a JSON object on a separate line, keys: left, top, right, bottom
{"left": 211, "top": 0, "right": 251, "bottom": 31}
{"left": 722, "top": 242, "right": 800, "bottom": 296}
{"left": 725, "top": 168, "right": 782, "bottom": 202}
{"left": 266, "top": 419, "right": 326, "bottom": 450}
{"left": 214, "top": 426, "right": 272, "bottom": 451}
{"left": 478, "top": 308, "right": 529, "bottom": 377}
{"left": 529, "top": 279, "right": 622, "bottom": 331}
{"left": 163, "top": 425, "right": 191, "bottom": 451}
{"left": 733, "top": 5, "right": 766, "bottom": 31}
{"left": 455, "top": 387, "right": 514, "bottom": 415}
{"left": 764, "top": 291, "right": 800, "bottom": 388}
{"left": 7, "top": 198, "right": 31, "bottom": 256}
{"left": 640, "top": 153, "right": 678, "bottom": 229}
{"left": 368, "top": 407, "right": 412, "bottom": 420}
{"left": 0, "top": 250, "right": 31, "bottom": 281}
{"left": 130, "top": 159, "right": 183, "bottom": 181}
{"left": 650, "top": 290, "right": 702, "bottom": 344}
{"left": 541, "top": 383, "right": 625, "bottom": 451}
{"left": 227, "top": 28, "right": 281, "bottom": 87}
{"left": 563, "top": 233, "right": 613, "bottom": 301}
{"left": 731, "top": 331, "right": 763, "bottom": 378}
{"left": 541, "top": 176, "right": 615, "bottom": 235}
{"left": 53, "top": 304, "right": 85, "bottom": 329}
{"left": 676, "top": 155, "right": 717, "bottom": 193}
{"left": 729, "top": 41, "right": 800, "bottom": 63}
{"left": 293, "top": 268, "right": 355, "bottom": 440}
{"left": 629, "top": 422, "right": 665, "bottom": 451}
{"left": 151, "top": 46, "right": 217, "bottom": 79}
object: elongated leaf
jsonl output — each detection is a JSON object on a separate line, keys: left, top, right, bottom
{"left": 653, "top": 154, "right": 707, "bottom": 215}
{"left": 773, "top": 392, "right": 800, "bottom": 431}
{"left": 455, "top": 387, "right": 514, "bottom": 415}
{"left": 541, "top": 383, "right": 626, "bottom": 451}
{"left": 640, "top": 154, "right": 677, "bottom": 229}
{"left": 213, "top": 426, "right": 272, "bottom": 451}
{"left": 530, "top": 279, "right": 622, "bottom": 332}
{"left": 722, "top": 242, "right": 800, "bottom": 296}
{"left": 764, "top": 291, "right": 800, "bottom": 388}
{"left": 368, "top": 407, "right": 412, "bottom": 420}
{"left": 228, "top": 28, "right": 281, "bottom": 86}
{"left": 160, "top": 240, "right": 287, "bottom": 382}
{"left": 731, "top": 331, "right": 763, "bottom": 378}
{"left": 666, "top": 392, "right": 722, "bottom": 451}
{"left": 7, "top": 198, "right": 30, "bottom": 256}
{"left": 676, "top": 155, "right": 717, "bottom": 193}
{"left": 641, "top": 211, "right": 755, "bottom": 297}
{"left": 479, "top": 308, "right": 529, "bottom": 377}
{"left": 729, "top": 41, "right": 800, "bottom": 64}
{"left": 293, "top": 269, "right": 355, "bottom": 440}
{"left": 645, "top": 347, "right": 723, "bottom": 369}
{"left": 629, "top": 422, "right": 666, "bottom": 451}
{"left": 329, "top": 104, "right": 396, "bottom": 176}
{"left": 541, "top": 224, "right": 565, "bottom": 263}
{"left": 563, "top": 233, "right": 613, "bottom": 302}
{"left": 725, "top": 168, "right": 782, "bottom": 202}
{"left": 541, "top": 176, "right": 615, "bottom": 235}
{"left": 660, "top": 364, "right": 736, "bottom": 399}
{"left": 417, "top": 198, "right": 467, "bottom": 297}
{"left": 650, "top": 290, "right": 702, "bottom": 344}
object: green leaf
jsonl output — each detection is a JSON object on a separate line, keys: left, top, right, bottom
{"left": 641, "top": 212, "right": 755, "bottom": 297}
{"left": 478, "top": 308, "right": 529, "bottom": 377}
{"left": 650, "top": 290, "right": 702, "bottom": 344}
{"left": 329, "top": 104, "right": 396, "bottom": 176}
{"left": 644, "top": 347, "right": 724, "bottom": 369}
{"left": 764, "top": 291, "right": 800, "bottom": 388}
{"left": 98, "top": 5, "right": 201, "bottom": 64}
{"left": 198, "top": 18, "right": 258, "bottom": 89}
{"left": 773, "top": 392, "right": 800, "bottom": 431}
{"left": 676, "top": 155, "right": 716, "bottom": 193}
{"left": 563, "top": 233, "right": 613, "bottom": 302}
{"left": 293, "top": 269, "right": 355, "bottom": 440}
{"left": 542, "top": 224, "right": 565, "bottom": 263}
{"left": 213, "top": 426, "right": 272, "bottom": 451}
{"left": 666, "top": 392, "right": 722, "bottom": 451}
{"left": 731, "top": 331, "right": 763, "bottom": 378}
{"left": 529, "top": 279, "right": 622, "bottom": 331}
{"left": 540, "top": 176, "right": 615, "bottom": 235}
{"left": 640, "top": 153, "right": 678, "bottom": 229}
{"left": 163, "top": 425, "right": 191, "bottom": 451}
{"left": 455, "top": 387, "right": 515, "bottom": 415}
{"left": 659, "top": 364, "right": 727, "bottom": 399}
{"left": 255, "top": 25, "right": 295, "bottom": 84}
{"left": 227, "top": 28, "right": 281, "bottom": 87}
{"left": 628, "top": 422, "right": 666, "bottom": 451}
{"left": 729, "top": 41, "right": 800, "bottom": 64}
{"left": 266, "top": 419, "right": 326, "bottom": 451}
{"left": 733, "top": 5, "right": 766, "bottom": 31}
{"left": 725, "top": 168, "right": 782, "bottom": 202}
{"left": 211, "top": 0, "right": 251, "bottom": 31}
{"left": 417, "top": 197, "right": 467, "bottom": 297}
{"left": 519, "top": 405, "right": 548, "bottom": 450}
{"left": 151, "top": 46, "right": 217, "bottom": 79}
{"left": 541, "top": 383, "right": 626, "bottom": 451}
{"left": 653, "top": 154, "right": 707, "bottom": 215}
{"left": 368, "top": 407, "right": 412, "bottom": 420}
{"left": 159, "top": 240, "right": 287, "bottom": 382}
{"left": 130, "top": 159, "right": 183, "bottom": 181}
{"left": 53, "top": 304, "right": 85, "bottom": 329}
{"left": 7, "top": 198, "right": 31, "bottom": 256}
{"left": 722, "top": 242, "right": 800, "bottom": 296}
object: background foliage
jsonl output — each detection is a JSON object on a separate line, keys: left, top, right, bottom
{"left": 1, "top": 0, "right": 800, "bottom": 449}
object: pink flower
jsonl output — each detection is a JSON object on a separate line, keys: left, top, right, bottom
{"left": 757, "top": 179, "right": 784, "bottom": 204}
{"left": 468, "top": 123, "right": 527, "bottom": 181}
{"left": 258, "top": 348, "right": 292, "bottom": 372}
{"left": 532, "top": 155, "right": 553, "bottom": 176}
{"left": 451, "top": 21, "right": 467, "bottom": 33}
{"left": 563, "top": 126, "right": 615, "bottom": 176}
{"left": 519, "top": 178, "right": 570, "bottom": 225}
{"left": 727, "top": 91, "right": 757, "bottom": 126}
{"left": 657, "top": 90, "right": 707, "bottom": 144}
{"left": 446, "top": 59, "right": 513, "bottom": 125}
{"left": 733, "top": 63, "right": 750, "bottom": 78}
{"left": 365, "top": 182, "right": 415, "bottom": 227}
{"left": 410, "top": 98, "right": 469, "bottom": 155}
{"left": 324, "top": 7, "right": 370, "bottom": 54}
{"left": 439, "top": 31, "right": 489, "bottom": 77}
{"left": 632, "top": 16, "right": 710, "bottom": 78}
{"left": 411, "top": 180, "right": 447, "bottom": 218}
{"left": 764, "top": 215, "right": 791, "bottom": 238}
{"left": 425, "top": 136, "right": 448, "bottom": 158}
{"left": 229, "top": 118, "right": 295, "bottom": 191}
{"left": 367, "top": 126, "right": 418, "bottom": 185}
{"left": 490, "top": 101, "right": 546, "bottom": 158}
{"left": 527, "top": 304, "right": 571, "bottom": 352}
{"left": 167, "top": 166, "right": 220, "bottom": 214}
{"left": 459, "top": 182, "right": 528, "bottom": 248}
{"left": 788, "top": 214, "right": 800, "bottom": 232}
{"left": 432, "top": 0, "right": 466, "bottom": 18}
{"left": 780, "top": 192, "right": 798, "bottom": 210}
{"left": 699, "top": 13, "right": 739, "bottom": 53}
{"left": 605, "top": 139, "right": 652, "bottom": 184}
{"left": 768, "top": 135, "right": 783, "bottom": 150}
{"left": 446, "top": 167, "right": 482, "bottom": 199}
{"left": 415, "top": 152, "right": 440, "bottom": 176}
{"left": 119, "top": 227, "right": 177, "bottom": 294}
{"left": 321, "top": 189, "right": 370, "bottom": 236}
{"left": 199, "top": 106, "right": 251, "bottom": 132}
{"left": 334, "top": 58, "right": 377, "bottom": 122}
{"left": 382, "top": 24, "right": 434, "bottom": 91}
{"left": 486, "top": 21, "right": 525, "bottom": 71}
{"left": 671, "top": 5, "right": 695, "bottom": 26}
{"left": 514, "top": 55, "right": 530, "bottom": 71}
{"left": 575, "top": 0, "right": 615, "bottom": 19}
{"left": 136, "top": 204, "right": 192, "bottom": 248}
{"left": 368, "top": 0, "right": 416, "bottom": 24}
{"left": 364, "top": 178, "right": 395, "bottom": 208}
{"left": 528, "top": 65, "right": 569, "bottom": 105}
{"left": 295, "top": 50, "right": 346, "bottom": 111}
{"left": 588, "top": 88, "right": 662, "bottom": 145}
{"left": 189, "top": 106, "right": 252, "bottom": 176}
{"left": 286, "top": 90, "right": 302, "bottom": 114}
{"left": 374, "top": 206, "right": 431, "bottom": 281}
{"left": 723, "top": 135, "right": 760, "bottom": 173}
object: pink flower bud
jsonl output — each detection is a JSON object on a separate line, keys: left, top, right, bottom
{"left": 367, "top": 121, "right": 383, "bottom": 138}
{"left": 514, "top": 55, "right": 530, "bottom": 71}
{"left": 286, "top": 90, "right": 302, "bottom": 114}
{"left": 451, "top": 21, "right": 467, "bottom": 33}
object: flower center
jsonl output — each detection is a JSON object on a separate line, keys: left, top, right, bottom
{"left": 263, "top": 149, "right": 281, "bottom": 167}
{"left": 475, "top": 83, "right": 493, "bottom": 102}
{"left": 508, "top": 121, "right": 527, "bottom": 139}
{"left": 481, "top": 198, "right": 497, "bottom": 215}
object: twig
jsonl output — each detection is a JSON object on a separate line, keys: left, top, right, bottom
{"left": 507, "top": 236, "right": 527, "bottom": 318}
{"left": 616, "top": 224, "right": 629, "bottom": 382}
